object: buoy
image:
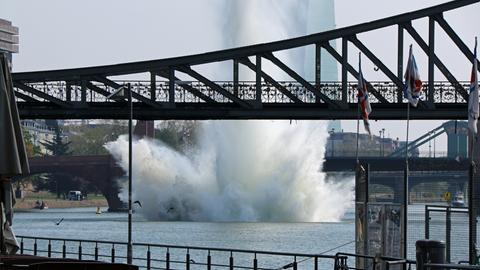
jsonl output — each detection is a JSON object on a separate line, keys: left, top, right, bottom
{"left": 96, "top": 206, "right": 102, "bottom": 215}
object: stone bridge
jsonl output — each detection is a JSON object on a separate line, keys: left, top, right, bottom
{"left": 323, "top": 156, "right": 471, "bottom": 203}
{"left": 28, "top": 155, "right": 125, "bottom": 211}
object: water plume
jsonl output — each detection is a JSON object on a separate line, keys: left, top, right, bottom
{"left": 105, "top": 120, "right": 353, "bottom": 222}
{"left": 105, "top": 0, "right": 352, "bottom": 222}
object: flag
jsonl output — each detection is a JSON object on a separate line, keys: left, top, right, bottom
{"left": 357, "top": 53, "right": 372, "bottom": 135}
{"left": 468, "top": 37, "right": 479, "bottom": 135}
{"left": 403, "top": 45, "right": 423, "bottom": 107}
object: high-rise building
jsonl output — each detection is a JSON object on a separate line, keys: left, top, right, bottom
{"left": 0, "top": 18, "right": 19, "bottom": 64}
{"left": 304, "top": 0, "right": 338, "bottom": 82}
{"left": 305, "top": 0, "right": 340, "bottom": 131}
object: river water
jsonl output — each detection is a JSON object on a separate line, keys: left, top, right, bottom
{"left": 11, "top": 204, "right": 473, "bottom": 268}
{"left": 12, "top": 206, "right": 355, "bottom": 269}
{"left": 12, "top": 206, "right": 355, "bottom": 253}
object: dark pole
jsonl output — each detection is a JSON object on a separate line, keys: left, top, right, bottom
{"left": 382, "top": 128, "right": 385, "bottom": 156}
{"left": 429, "top": 133, "right": 432, "bottom": 157}
{"left": 365, "top": 163, "right": 370, "bottom": 269}
{"left": 127, "top": 83, "right": 133, "bottom": 264}
{"left": 403, "top": 165, "right": 408, "bottom": 259}
{"left": 469, "top": 161, "right": 476, "bottom": 264}
{"left": 379, "top": 130, "right": 382, "bottom": 156}
{"left": 404, "top": 101, "right": 410, "bottom": 260}
{"left": 0, "top": 176, "right": 4, "bottom": 254}
{"left": 330, "top": 129, "right": 335, "bottom": 157}
{"left": 446, "top": 205, "right": 451, "bottom": 263}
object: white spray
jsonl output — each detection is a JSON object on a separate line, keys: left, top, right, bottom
{"left": 106, "top": 0, "right": 354, "bottom": 222}
{"left": 106, "top": 121, "right": 353, "bottom": 222}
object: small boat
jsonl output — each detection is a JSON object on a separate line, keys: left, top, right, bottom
{"left": 34, "top": 201, "right": 48, "bottom": 210}
{"left": 451, "top": 191, "right": 465, "bottom": 207}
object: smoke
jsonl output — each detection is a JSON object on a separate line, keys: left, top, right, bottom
{"left": 105, "top": 120, "right": 353, "bottom": 222}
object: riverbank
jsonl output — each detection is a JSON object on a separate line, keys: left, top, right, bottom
{"left": 13, "top": 191, "right": 108, "bottom": 210}
{"left": 14, "top": 198, "right": 108, "bottom": 210}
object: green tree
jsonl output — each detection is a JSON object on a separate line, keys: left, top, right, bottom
{"left": 40, "top": 125, "right": 71, "bottom": 156}
{"left": 67, "top": 121, "right": 127, "bottom": 155}
{"left": 12, "top": 127, "right": 43, "bottom": 191}
{"left": 36, "top": 122, "right": 73, "bottom": 198}
{"left": 22, "top": 127, "right": 41, "bottom": 157}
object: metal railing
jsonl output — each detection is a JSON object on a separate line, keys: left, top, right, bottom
{"left": 17, "top": 235, "right": 352, "bottom": 270}
{"left": 29, "top": 235, "right": 480, "bottom": 270}
{"left": 425, "top": 263, "right": 480, "bottom": 270}
{"left": 333, "top": 253, "right": 417, "bottom": 270}
{"left": 324, "top": 150, "right": 449, "bottom": 158}
{"left": 425, "top": 205, "right": 470, "bottom": 264}
{"left": 13, "top": 80, "right": 470, "bottom": 104}
{"left": 385, "top": 259, "right": 416, "bottom": 270}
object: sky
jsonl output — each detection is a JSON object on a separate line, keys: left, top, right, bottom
{"left": 1, "top": 0, "right": 479, "bottom": 152}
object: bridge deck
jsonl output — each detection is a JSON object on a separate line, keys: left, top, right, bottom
{"left": 11, "top": 0, "right": 480, "bottom": 120}
{"left": 323, "top": 157, "right": 470, "bottom": 172}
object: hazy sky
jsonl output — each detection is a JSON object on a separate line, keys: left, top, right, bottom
{"left": 1, "top": 0, "right": 479, "bottom": 152}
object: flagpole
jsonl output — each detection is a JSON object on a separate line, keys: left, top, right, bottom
{"left": 356, "top": 103, "right": 360, "bottom": 163}
{"left": 403, "top": 44, "right": 413, "bottom": 260}
{"left": 356, "top": 53, "right": 362, "bottom": 164}
{"left": 405, "top": 102, "right": 410, "bottom": 162}
{"left": 403, "top": 99, "right": 410, "bottom": 260}
{"left": 468, "top": 110, "right": 476, "bottom": 264}
{"left": 468, "top": 36, "right": 478, "bottom": 264}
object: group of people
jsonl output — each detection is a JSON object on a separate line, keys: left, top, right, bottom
{"left": 34, "top": 200, "right": 48, "bottom": 210}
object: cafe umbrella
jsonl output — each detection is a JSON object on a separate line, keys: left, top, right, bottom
{"left": 0, "top": 53, "right": 29, "bottom": 254}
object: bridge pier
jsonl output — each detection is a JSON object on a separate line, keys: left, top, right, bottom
{"left": 133, "top": 120, "right": 155, "bottom": 139}
{"left": 447, "top": 181, "right": 466, "bottom": 197}
{"left": 393, "top": 179, "right": 404, "bottom": 204}
{"left": 28, "top": 155, "right": 126, "bottom": 212}
{"left": 103, "top": 188, "right": 124, "bottom": 212}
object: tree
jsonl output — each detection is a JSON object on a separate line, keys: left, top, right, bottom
{"left": 36, "top": 122, "right": 73, "bottom": 198}
{"left": 67, "top": 121, "right": 127, "bottom": 155}
{"left": 12, "top": 128, "right": 43, "bottom": 192}
{"left": 22, "top": 127, "right": 41, "bottom": 157}
{"left": 40, "top": 125, "right": 71, "bottom": 156}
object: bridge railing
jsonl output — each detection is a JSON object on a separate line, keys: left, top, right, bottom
{"left": 324, "top": 150, "right": 449, "bottom": 158}
{"left": 17, "top": 235, "right": 349, "bottom": 270}
{"left": 14, "top": 81, "right": 469, "bottom": 104}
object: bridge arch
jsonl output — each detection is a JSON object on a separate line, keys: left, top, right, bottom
{"left": 28, "top": 155, "right": 125, "bottom": 211}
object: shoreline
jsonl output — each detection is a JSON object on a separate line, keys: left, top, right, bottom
{"left": 14, "top": 198, "right": 108, "bottom": 210}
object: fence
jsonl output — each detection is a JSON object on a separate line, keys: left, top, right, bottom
{"left": 425, "top": 205, "right": 470, "bottom": 264}
{"left": 16, "top": 235, "right": 422, "bottom": 270}
{"left": 17, "top": 235, "right": 346, "bottom": 270}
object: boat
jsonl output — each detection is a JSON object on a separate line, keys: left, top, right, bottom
{"left": 451, "top": 191, "right": 465, "bottom": 207}
{"left": 34, "top": 201, "right": 48, "bottom": 210}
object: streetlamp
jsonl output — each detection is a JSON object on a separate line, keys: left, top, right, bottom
{"left": 382, "top": 128, "right": 385, "bottom": 156}
{"left": 378, "top": 130, "right": 382, "bottom": 156}
{"left": 107, "top": 83, "right": 133, "bottom": 264}
{"left": 429, "top": 132, "right": 432, "bottom": 157}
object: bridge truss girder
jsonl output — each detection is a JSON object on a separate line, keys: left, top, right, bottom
{"left": 16, "top": 102, "right": 467, "bottom": 120}
{"left": 11, "top": 0, "right": 480, "bottom": 120}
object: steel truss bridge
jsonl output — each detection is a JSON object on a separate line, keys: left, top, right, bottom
{"left": 12, "top": 0, "right": 480, "bottom": 120}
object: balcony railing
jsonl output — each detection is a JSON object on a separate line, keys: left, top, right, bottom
{"left": 17, "top": 235, "right": 342, "bottom": 270}
{"left": 14, "top": 81, "right": 470, "bottom": 104}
